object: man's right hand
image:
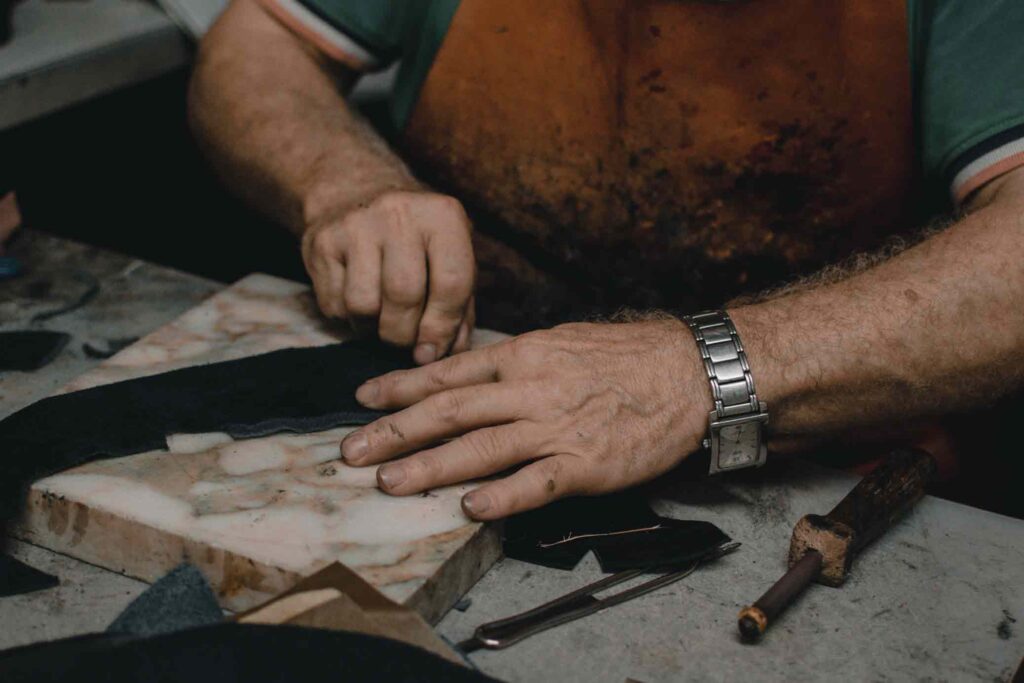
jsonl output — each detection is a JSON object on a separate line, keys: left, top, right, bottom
{"left": 301, "top": 190, "right": 476, "bottom": 365}
{"left": 189, "top": 2, "right": 475, "bottom": 363}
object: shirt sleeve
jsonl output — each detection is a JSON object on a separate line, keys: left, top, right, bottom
{"left": 916, "top": 0, "right": 1024, "bottom": 205}
{"left": 259, "top": 0, "right": 425, "bottom": 71}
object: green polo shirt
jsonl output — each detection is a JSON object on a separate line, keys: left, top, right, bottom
{"left": 265, "top": 0, "right": 1024, "bottom": 206}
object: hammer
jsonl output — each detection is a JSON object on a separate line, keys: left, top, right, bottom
{"left": 738, "top": 447, "right": 937, "bottom": 641}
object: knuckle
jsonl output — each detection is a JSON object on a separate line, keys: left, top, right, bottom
{"left": 370, "top": 417, "right": 403, "bottom": 444}
{"left": 430, "top": 270, "right": 473, "bottom": 303}
{"left": 374, "top": 192, "right": 415, "bottom": 230}
{"left": 309, "top": 228, "right": 338, "bottom": 257}
{"left": 430, "top": 391, "right": 464, "bottom": 424}
{"left": 545, "top": 382, "right": 572, "bottom": 409}
{"left": 342, "top": 210, "right": 378, "bottom": 240}
{"left": 531, "top": 459, "right": 571, "bottom": 499}
{"left": 507, "top": 334, "right": 547, "bottom": 365}
{"left": 433, "top": 194, "right": 465, "bottom": 217}
{"left": 370, "top": 191, "right": 404, "bottom": 212}
{"left": 375, "top": 373, "right": 406, "bottom": 401}
{"left": 384, "top": 273, "right": 425, "bottom": 306}
{"left": 466, "top": 429, "right": 503, "bottom": 465}
{"left": 344, "top": 287, "right": 379, "bottom": 316}
{"left": 425, "top": 358, "right": 458, "bottom": 389}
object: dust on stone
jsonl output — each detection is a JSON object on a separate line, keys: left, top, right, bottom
{"left": 997, "top": 609, "right": 1016, "bottom": 640}
{"left": 999, "top": 610, "right": 1015, "bottom": 638}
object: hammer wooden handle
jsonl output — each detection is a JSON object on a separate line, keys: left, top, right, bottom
{"left": 738, "top": 550, "right": 822, "bottom": 641}
{"left": 788, "top": 447, "right": 937, "bottom": 586}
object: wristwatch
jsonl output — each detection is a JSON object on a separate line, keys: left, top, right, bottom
{"left": 681, "top": 310, "right": 769, "bottom": 475}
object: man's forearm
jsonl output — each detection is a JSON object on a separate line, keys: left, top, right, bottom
{"left": 189, "top": 0, "right": 477, "bottom": 356}
{"left": 732, "top": 168, "right": 1024, "bottom": 446}
{"left": 187, "top": 0, "right": 417, "bottom": 234}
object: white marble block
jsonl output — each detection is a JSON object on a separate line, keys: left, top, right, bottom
{"left": 14, "top": 274, "right": 504, "bottom": 622}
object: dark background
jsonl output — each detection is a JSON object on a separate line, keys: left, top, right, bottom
{"left": 2, "top": 69, "right": 307, "bottom": 284}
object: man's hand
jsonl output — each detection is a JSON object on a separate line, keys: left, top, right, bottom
{"left": 339, "top": 319, "right": 712, "bottom": 519}
{"left": 302, "top": 190, "right": 476, "bottom": 364}
{"left": 190, "top": 2, "right": 474, "bottom": 363}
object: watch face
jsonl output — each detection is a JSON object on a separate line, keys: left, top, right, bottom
{"left": 717, "top": 422, "right": 759, "bottom": 469}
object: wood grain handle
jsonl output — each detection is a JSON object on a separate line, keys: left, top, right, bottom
{"left": 788, "top": 447, "right": 937, "bottom": 586}
{"left": 827, "top": 447, "right": 936, "bottom": 554}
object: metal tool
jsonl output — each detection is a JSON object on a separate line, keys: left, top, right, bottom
{"left": 459, "top": 541, "right": 740, "bottom": 653}
{"left": 738, "top": 448, "right": 936, "bottom": 642}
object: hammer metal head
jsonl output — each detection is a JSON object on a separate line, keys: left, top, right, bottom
{"left": 788, "top": 514, "right": 854, "bottom": 586}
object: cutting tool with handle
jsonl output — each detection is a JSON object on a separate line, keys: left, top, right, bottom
{"left": 458, "top": 540, "right": 740, "bottom": 653}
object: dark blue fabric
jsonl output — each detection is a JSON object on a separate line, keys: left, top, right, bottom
{"left": 107, "top": 564, "right": 222, "bottom": 637}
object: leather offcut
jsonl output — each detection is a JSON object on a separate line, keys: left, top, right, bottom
{"left": 0, "top": 331, "right": 70, "bottom": 372}
{"left": 503, "top": 493, "right": 731, "bottom": 572}
{"left": 0, "top": 554, "right": 59, "bottom": 597}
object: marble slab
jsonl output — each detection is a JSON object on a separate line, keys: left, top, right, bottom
{"left": 13, "top": 274, "right": 505, "bottom": 622}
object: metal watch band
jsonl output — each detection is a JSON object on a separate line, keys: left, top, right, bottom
{"left": 683, "top": 311, "right": 761, "bottom": 418}
{"left": 682, "top": 310, "right": 768, "bottom": 474}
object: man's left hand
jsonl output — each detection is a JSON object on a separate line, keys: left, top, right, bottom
{"left": 340, "top": 319, "right": 711, "bottom": 520}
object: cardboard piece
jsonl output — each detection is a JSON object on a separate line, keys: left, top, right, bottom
{"left": 236, "top": 562, "right": 463, "bottom": 665}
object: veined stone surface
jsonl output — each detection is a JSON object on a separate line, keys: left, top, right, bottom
{"left": 14, "top": 274, "right": 504, "bottom": 621}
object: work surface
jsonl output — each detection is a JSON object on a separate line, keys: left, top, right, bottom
{"left": 12, "top": 272, "right": 502, "bottom": 621}
{"left": 2, "top": 230, "right": 1023, "bottom": 682}
{"left": 0, "top": 0, "right": 189, "bottom": 130}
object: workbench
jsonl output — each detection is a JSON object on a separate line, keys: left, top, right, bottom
{"left": 2, "top": 230, "right": 1022, "bottom": 682}
{"left": 0, "top": 0, "right": 190, "bottom": 131}
{"left": 0, "top": 0, "right": 394, "bottom": 131}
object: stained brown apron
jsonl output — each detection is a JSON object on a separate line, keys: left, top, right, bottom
{"left": 402, "top": 0, "right": 915, "bottom": 332}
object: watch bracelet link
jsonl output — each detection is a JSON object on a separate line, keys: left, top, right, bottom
{"left": 682, "top": 310, "right": 761, "bottom": 419}
{"left": 680, "top": 310, "right": 769, "bottom": 474}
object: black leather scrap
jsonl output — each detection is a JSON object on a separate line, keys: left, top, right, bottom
{"left": 0, "top": 331, "right": 70, "bottom": 372}
{"left": 503, "top": 492, "right": 731, "bottom": 572}
{"left": 0, "top": 340, "right": 412, "bottom": 519}
{"left": 0, "top": 554, "right": 59, "bottom": 597}
{"left": 590, "top": 518, "right": 732, "bottom": 572}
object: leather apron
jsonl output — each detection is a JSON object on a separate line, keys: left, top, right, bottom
{"left": 402, "top": 0, "right": 915, "bottom": 332}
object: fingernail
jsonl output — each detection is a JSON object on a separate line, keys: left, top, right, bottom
{"left": 462, "top": 491, "right": 491, "bottom": 517}
{"left": 355, "top": 381, "right": 379, "bottom": 406}
{"left": 414, "top": 343, "right": 437, "bottom": 365}
{"left": 341, "top": 432, "right": 368, "bottom": 462}
{"left": 377, "top": 464, "right": 406, "bottom": 490}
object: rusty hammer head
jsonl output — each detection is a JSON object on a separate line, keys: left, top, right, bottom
{"left": 787, "top": 514, "right": 855, "bottom": 587}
